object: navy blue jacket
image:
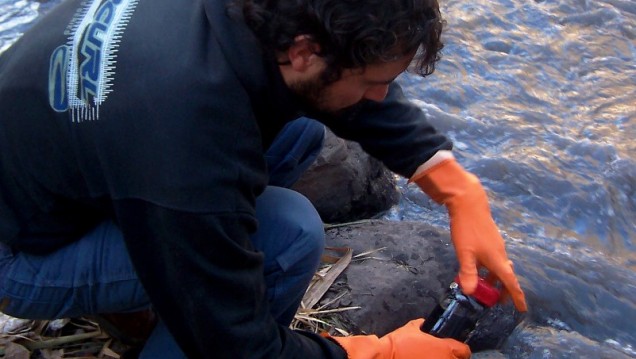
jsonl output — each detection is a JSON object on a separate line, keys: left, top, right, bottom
{"left": 0, "top": 0, "right": 451, "bottom": 357}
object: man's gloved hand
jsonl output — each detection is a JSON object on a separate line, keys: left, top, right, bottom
{"left": 327, "top": 319, "right": 470, "bottom": 359}
{"left": 410, "top": 158, "right": 528, "bottom": 312}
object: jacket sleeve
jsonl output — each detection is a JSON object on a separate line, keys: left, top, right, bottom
{"left": 320, "top": 82, "right": 452, "bottom": 178}
{"left": 113, "top": 199, "right": 346, "bottom": 359}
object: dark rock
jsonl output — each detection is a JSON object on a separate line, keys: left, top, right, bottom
{"left": 292, "top": 130, "right": 399, "bottom": 223}
{"left": 322, "top": 220, "right": 520, "bottom": 352}
{"left": 320, "top": 220, "right": 636, "bottom": 357}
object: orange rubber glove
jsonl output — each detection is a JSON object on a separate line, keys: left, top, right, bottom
{"left": 327, "top": 319, "right": 470, "bottom": 359}
{"left": 410, "top": 158, "right": 527, "bottom": 312}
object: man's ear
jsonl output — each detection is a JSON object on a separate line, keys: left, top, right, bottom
{"left": 286, "top": 35, "right": 322, "bottom": 72}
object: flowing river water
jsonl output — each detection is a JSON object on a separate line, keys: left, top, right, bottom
{"left": 1, "top": 0, "right": 635, "bottom": 358}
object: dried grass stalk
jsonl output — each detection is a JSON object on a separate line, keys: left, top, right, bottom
{"left": 301, "top": 247, "right": 353, "bottom": 310}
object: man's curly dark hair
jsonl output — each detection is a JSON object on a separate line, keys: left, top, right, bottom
{"left": 230, "top": 0, "right": 445, "bottom": 84}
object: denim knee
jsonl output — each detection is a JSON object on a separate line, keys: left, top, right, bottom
{"left": 264, "top": 190, "right": 325, "bottom": 273}
{"left": 265, "top": 117, "right": 325, "bottom": 188}
{"left": 251, "top": 187, "right": 325, "bottom": 324}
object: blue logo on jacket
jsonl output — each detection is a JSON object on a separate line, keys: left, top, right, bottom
{"left": 48, "top": 0, "right": 138, "bottom": 121}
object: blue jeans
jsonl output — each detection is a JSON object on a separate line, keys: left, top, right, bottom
{"left": 0, "top": 118, "right": 325, "bottom": 358}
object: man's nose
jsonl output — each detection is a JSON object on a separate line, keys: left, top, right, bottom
{"left": 363, "top": 84, "right": 390, "bottom": 102}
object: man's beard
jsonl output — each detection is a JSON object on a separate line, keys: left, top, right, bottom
{"left": 288, "top": 75, "right": 331, "bottom": 115}
{"left": 288, "top": 74, "right": 356, "bottom": 118}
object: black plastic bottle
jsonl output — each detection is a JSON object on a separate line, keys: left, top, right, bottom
{"left": 421, "top": 276, "right": 500, "bottom": 341}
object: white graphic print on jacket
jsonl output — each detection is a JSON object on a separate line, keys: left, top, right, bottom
{"left": 49, "top": 0, "right": 139, "bottom": 122}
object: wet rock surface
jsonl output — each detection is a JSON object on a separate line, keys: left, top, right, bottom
{"left": 293, "top": 129, "right": 399, "bottom": 223}
{"left": 322, "top": 220, "right": 522, "bottom": 353}
{"left": 322, "top": 220, "right": 636, "bottom": 358}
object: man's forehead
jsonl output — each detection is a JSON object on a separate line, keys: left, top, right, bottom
{"left": 345, "top": 55, "right": 413, "bottom": 82}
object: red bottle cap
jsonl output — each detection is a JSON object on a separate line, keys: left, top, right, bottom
{"left": 455, "top": 276, "right": 501, "bottom": 307}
